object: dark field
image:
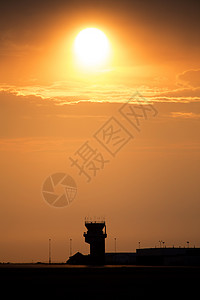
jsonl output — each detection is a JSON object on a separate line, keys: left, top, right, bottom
{"left": 0, "top": 264, "right": 199, "bottom": 298}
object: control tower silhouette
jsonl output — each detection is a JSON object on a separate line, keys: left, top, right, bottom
{"left": 83, "top": 220, "right": 107, "bottom": 264}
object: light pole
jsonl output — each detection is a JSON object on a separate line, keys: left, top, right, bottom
{"left": 49, "top": 238, "right": 51, "bottom": 264}
{"left": 114, "top": 238, "right": 117, "bottom": 253}
{"left": 70, "top": 238, "right": 72, "bottom": 257}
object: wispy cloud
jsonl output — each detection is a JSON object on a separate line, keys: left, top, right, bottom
{"left": 0, "top": 137, "right": 84, "bottom": 153}
{"left": 2, "top": 78, "right": 200, "bottom": 106}
{"left": 171, "top": 112, "right": 200, "bottom": 119}
{"left": 177, "top": 69, "right": 200, "bottom": 88}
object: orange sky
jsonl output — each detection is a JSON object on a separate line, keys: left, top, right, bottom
{"left": 0, "top": 0, "right": 200, "bottom": 262}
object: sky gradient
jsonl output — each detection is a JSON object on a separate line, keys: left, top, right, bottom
{"left": 0, "top": 0, "right": 200, "bottom": 262}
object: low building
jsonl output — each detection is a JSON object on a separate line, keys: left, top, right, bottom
{"left": 66, "top": 221, "right": 200, "bottom": 266}
{"left": 105, "top": 253, "right": 137, "bottom": 265}
{"left": 136, "top": 247, "right": 200, "bottom": 266}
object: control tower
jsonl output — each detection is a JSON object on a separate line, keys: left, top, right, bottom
{"left": 83, "top": 220, "right": 107, "bottom": 264}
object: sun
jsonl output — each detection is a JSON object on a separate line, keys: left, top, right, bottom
{"left": 74, "top": 28, "right": 110, "bottom": 68}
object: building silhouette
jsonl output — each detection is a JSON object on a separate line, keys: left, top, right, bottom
{"left": 83, "top": 220, "right": 107, "bottom": 264}
{"left": 67, "top": 220, "right": 200, "bottom": 266}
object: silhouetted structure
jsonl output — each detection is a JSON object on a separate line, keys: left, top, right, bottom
{"left": 67, "top": 221, "right": 200, "bottom": 266}
{"left": 136, "top": 247, "right": 200, "bottom": 266}
{"left": 83, "top": 220, "right": 107, "bottom": 264}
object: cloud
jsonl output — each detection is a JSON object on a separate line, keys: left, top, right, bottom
{"left": 148, "top": 70, "right": 200, "bottom": 102}
{"left": 177, "top": 69, "right": 200, "bottom": 88}
{"left": 2, "top": 80, "right": 200, "bottom": 111}
{"left": 0, "top": 89, "right": 112, "bottom": 138}
{"left": 1, "top": 88, "right": 200, "bottom": 159}
{"left": 0, "top": 82, "right": 141, "bottom": 103}
{"left": 0, "top": 137, "right": 84, "bottom": 153}
{"left": 170, "top": 112, "right": 200, "bottom": 119}
{"left": 151, "top": 87, "right": 200, "bottom": 103}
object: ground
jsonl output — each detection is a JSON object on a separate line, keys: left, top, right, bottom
{"left": 0, "top": 264, "right": 200, "bottom": 298}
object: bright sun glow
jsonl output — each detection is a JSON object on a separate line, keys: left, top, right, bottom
{"left": 74, "top": 28, "right": 110, "bottom": 67}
